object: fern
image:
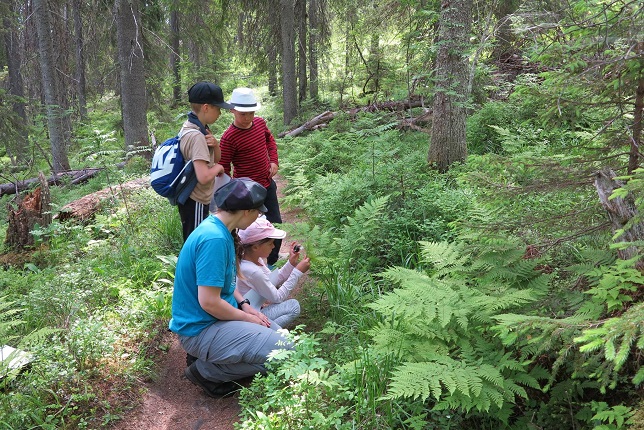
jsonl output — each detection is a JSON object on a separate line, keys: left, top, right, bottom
{"left": 0, "top": 296, "right": 24, "bottom": 346}
{"left": 368, "top": 239, "right": 549, "bottom": 416}
{"left": 281, "top": 166, "right": 312, "bottom": 209}
{"left": 334, "top": 195, "right": 390, "bottom": 270}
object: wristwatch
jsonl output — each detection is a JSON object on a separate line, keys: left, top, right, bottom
{"left": 237, "top": 299, "right": 250, "bottom": 309}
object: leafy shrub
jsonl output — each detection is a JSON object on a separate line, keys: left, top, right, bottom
{"left": 466, "top": 100, "right": 516, "bottom": 154}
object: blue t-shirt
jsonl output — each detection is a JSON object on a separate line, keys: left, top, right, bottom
{"left": 169, "top": 215, "right": 238, "bottom": 336}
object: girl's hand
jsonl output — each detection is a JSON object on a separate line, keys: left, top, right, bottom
{"left": 288, "top": 241, "right": 301, "bottom": 266}
{"left": 296, "top": 257, "right": 311, "bottom": 273}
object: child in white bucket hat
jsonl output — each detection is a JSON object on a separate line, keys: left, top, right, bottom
{"left": 237, "top": 216, "right": 311, "bottom": 328}
{"left": 219, "top": 88, "right": 283, "bottom": 267}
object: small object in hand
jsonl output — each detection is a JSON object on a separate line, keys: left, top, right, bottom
{"left": 293, "top": 245, "right": 301, "bottom": 252}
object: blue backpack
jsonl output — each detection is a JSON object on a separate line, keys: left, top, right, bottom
{"left": 150, "top": 129, "right": 201, "bottom": 205}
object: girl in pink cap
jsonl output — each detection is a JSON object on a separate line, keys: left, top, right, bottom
{"left": 237, "top": 217, "right": 311, "bottom": 328}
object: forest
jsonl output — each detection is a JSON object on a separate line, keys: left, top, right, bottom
{"left": 1, "top": 0, "right": 644, "bottom": 428}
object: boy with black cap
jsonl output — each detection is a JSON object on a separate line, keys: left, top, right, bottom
{"left": 178, "top": 81, "right": 234, "bottom": 242}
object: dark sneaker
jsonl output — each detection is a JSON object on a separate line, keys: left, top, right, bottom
{"left": 186, "top": 353, "right": 197, "bottom": 366}
{"left": 184, "top": 362, "right": 239, "bottom": 398}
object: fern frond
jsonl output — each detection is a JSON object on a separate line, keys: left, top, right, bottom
{"left": 419, "top": 241, "right": 469, "bottom": 276}
{"left": 282, "top": 167, "right": 312, "bottom": 208}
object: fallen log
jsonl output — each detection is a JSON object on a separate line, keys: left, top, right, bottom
{"left": 278, "top": 97, "right": 429, "bottom": 138}
{"left": 347, "top": 97, "right": 426, "bottom": 115}
{"left": 0, "top": 168, "right": 102, "bottom": 197}
{"left": 278, "top": 111, "right": 335, "bottom": 138}
{"left": 55, "top": 177, "right": 150, "bottom": 222}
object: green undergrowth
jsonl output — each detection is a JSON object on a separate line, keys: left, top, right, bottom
{"left": 0, "top": 180, "right": 181, "bottom": 428}
{"left": 2, "top": 81, "right": 644, "bottom": 429}
{"left": 236, "top": 107, "right": 644, "bottom": 429}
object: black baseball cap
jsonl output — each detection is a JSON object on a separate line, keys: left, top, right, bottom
{"left": 187, "top": 82, "right": 234, "bottom": 109}
{"left": 214, "top": 178, "right": 268, "bottom": 213}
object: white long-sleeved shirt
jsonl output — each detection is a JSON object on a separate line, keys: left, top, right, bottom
{"left": 236, "top": 258, "right": 303, "bottom": 305}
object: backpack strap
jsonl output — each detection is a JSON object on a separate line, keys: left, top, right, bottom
{"left": 177, "top": 128, "right": 202, "bottom": 140}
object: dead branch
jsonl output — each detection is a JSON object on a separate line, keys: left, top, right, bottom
{"left": 0, "top": 168, "right": 102, "bottom": 197}
{"left": 278, "top": 97, "right": 429, "bottom": 138}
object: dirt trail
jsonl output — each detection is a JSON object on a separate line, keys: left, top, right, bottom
{"left": 110, "top": 175, "right": 298, "bottom": 430}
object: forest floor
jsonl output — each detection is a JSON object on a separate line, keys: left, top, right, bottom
{"left": 109, "top": 175, "right": 304, "bottom": 430}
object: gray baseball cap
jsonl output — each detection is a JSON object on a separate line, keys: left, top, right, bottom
{"left": 214, "top": 178, "right": 268, "bottom": 213}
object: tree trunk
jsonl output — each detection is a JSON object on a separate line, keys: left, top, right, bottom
{"left": 296, "top": 0, "right": 307, "bottom": 103}
{"left": 51, "top": 0, "right": 73, "bottom": 145}
{"left": 72, "top": 0, "right": 87, "bottom": 119}
{"left": 33, "top": 0, "right": 71, "bottom": 173}
{"left": 280, "top": 0, "right": 298, "bottom": 125}
{"left": 170, "top": 9, "right": 181, "bottom": 107}
{"left": 367, "top": 34, "right": 381, "bottom": 96}
{"left": 115, "top": 0, "right": 150, "bottom": 159}
{"left": 628, "top": 74, "right": 644, "bottom": 174}
{"left": 268, "top": 44, "right": 278, "bottom": 97}
{"left": 490, "top": 0, "right": 521, "bottom": 63}
{"left": 2, "top": 0, "right": 28, "bottom": 165}
{"left": 308, "top": 0, "right": 319, "bottom": 100}
{"left": 594, "top": 168, "right": 644, "bottom": 263}
{"left": 428, "top": 0, "right": 472, "bottom": 173}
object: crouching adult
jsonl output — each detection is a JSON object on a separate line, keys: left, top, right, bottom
{"left": 169, "top": 178, "right": 292, "bottom": 397}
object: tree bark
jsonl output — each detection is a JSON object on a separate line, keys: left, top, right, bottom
{"left": 73, "top": 0, "right": 88, "bottom": 119}
{"left": 296, "top": 0, "right": 307, "bottom": 103}
{"left": 280, "top": 0, "right": 298, "bottom": 125}
{"left": 428, "top": 0, "right": 472, "bottom": 173}
{"left": 308, "top": 0, "right": 319, "bottom": 100}
{"left": 55, "top": 177, "right": 149, "bottom": 222}
{"left": 170, "top": 9, "right": 181, "bottom": 107}
{"left": 267, "top": 43, "right": 278, "bottom": 97}
{"left": 5, "top": 173, "right": 51, "bottom": 250}
{"left": 594, "top": 168, "right": 644, "bottom": 263}
{"left": 0, "top": 169, "right": 103, "bottom": 197}
{"left": 115, "top": 0, "right": 150, "bottom": 159}
{"left": 33, "top": 0, "right": 71, "bottom": 173}
{"left": 628, "top": 74, "right": 644, "bottom": 174}
{"left": 490, "top": 0, "right": 521, "bottom": 63}
{"left": 2, "top": 0, "right": 28, "bottom": 165}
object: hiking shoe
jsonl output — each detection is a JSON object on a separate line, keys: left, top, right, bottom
{"left": 186, "top": 353, "right": 197, "bottom": 366}
{"left": 184, "top": 362, "right": 239, "bottom": 398}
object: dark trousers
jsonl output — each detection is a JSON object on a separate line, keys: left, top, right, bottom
{"left": 264, "top": 179, "right": 282, "bottom": 265}
{"left": 178, "top": 198, "right": 209, "bottom": 242}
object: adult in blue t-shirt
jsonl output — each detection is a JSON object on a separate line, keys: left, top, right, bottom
{"left": 169, "top": 178, "right": 292, "bottom": 397}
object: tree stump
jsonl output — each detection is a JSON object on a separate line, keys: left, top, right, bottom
{"left": 594, "top": 167, "right": 644, "bottom": 263}
{"left": 4, "top": 172, "right": 51, "bottom": 249}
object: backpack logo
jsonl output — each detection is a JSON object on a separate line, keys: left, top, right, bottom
{"left": 150, "top": 129, "right": 200, "bottom": 203}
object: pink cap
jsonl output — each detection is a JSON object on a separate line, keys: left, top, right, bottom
{"left": 238, "top": 217, "right": 286, "bottom": 244}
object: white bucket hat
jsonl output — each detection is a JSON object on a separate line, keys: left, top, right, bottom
{"left": 228, "top": 87, "right": 262, "bottom": 112}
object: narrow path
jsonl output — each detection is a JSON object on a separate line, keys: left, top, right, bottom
{"left": 110, "top": 175, "right": 298, "bottom": 430}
